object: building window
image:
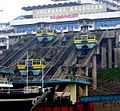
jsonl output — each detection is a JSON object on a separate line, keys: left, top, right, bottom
{"left": 72, "top": 7, "right": 75, "bottom": 10}
{"left": 95, "top": 5, "right": 98, "bottom": 9}
{"left": 53, "top": 8, "right": 56, "bottom": 12}
{"left": 99, "top": 5, "right": 103, "bottom": 9}
{"left": 44, "top": 10, "right": 47, "bottom": 13}
{"left": 41, "top": 10, "right": 43, "bottom": 14}
{"left": 67, "top": 7, "right": 70, "bottom": 11}
{"left": 74, "top": 7, "right": 77, "bottom": 10}
{"left": 47, "top": 9, "right": 50, "bottom": 13}
{"left": 1, "top": 39, "right": 4, "bottom": 42}
{"left": 59, "top": 8, "right": 61, "bottom": 12}
{"left": 77, "top": 7, "right": 79, "bottom": 10}
{"left": 82, "top": 6, "right": 85, "bottom": 10}
{"left": 51, "top": 9, "right": 53, "bottom": 12}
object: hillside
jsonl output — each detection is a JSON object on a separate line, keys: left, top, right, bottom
{"left": 89, "top": 67, "right": 120, "bottom": 96}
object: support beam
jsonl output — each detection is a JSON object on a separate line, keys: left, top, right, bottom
{"left": 85, "top": 66, "right": 88, "bottom": 76}
{"left": 83, "top": 85, "right": 88, "bottom": 96}
{"left": 114, "top": 48, "right": 120, "bottom": 67}
{"left": 114, "top": 48, "right": 118, "bottom": 68}
{"left": 68, "top": 84, "right": 76, "bottom": 104}
{"left": 92, "top": 55, "right": 97, "bottom": 90}
{"left": 77, "top": 85, "right": 82, "bottom": 97}
{"left": 101, "top": 47, "right": 107, "bottom": 69}
{"left": 96, "top": 45, "right": 100, "bottom": 55}
{"left": 108, "top": 38, "right": 112, "bottom": 68}
{"left": 115, "top": 32, "right": 119, "bottom": 48}
{"left": 6, "top": 37, "right": 9, "bottom": 49}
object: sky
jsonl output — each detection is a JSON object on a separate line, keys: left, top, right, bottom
{"left": 0, "top": 0, "right": 52, "bottom": 23}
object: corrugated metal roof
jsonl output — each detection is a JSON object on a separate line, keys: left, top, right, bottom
{"left": 22, "top": 2, "right": 80, "bottom": 11}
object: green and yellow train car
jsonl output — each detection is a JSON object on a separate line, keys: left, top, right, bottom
{"left": 17, "top": 59, "right": 46, "bottom": 76}
{"left": 74, "top": 33, "right": 97, "bottom": 49}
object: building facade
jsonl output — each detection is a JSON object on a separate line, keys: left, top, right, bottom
{"left": 7, "top": 1, "right": 120, "bottom": 34}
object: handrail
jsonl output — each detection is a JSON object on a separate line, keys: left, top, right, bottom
{"left": 46, "top": 75, "right": 91, "bottom": 82}
{"left": 12, "top": 74, "right": 91, "bottom": 82}
{"left": 0, "top": 80, "right": 12, "bottom": 84}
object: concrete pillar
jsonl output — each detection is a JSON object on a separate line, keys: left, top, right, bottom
{"left": 85, "top": 66, "right": 88, "bottom": 76}
{"left": 108, "top": 38, "right": 112, "bottom": 68}
{"left": 77, "top": 85, "right": 83, "bottom": 97}
{"left": 101, "top": 47, "right": 107, "bottom": 69}
{"left": 115, "top": 30, "right": 120, "bottom": 47}
{"left": 14, "top": 27, "right": 17, "bottom": 33}
{"left": 77, "top": 85, "right": 82, "bottom": 97}
{"left": 115, "top": 48, "right": 120, "bottom": 66}
{"left": 114, "top": 48, "right": 118, "bottom": 68}
{"left": 115, "top": 33, "right": 119, "bottom": 48}
{"left": 6, "top": 36, "right": 9, "bottom": 49}
{"left": 68, "top": 84, "right": 76, "bottom": 104}
{"left": 60, "top": 30, "right": 64, "bottom": 38}
{"left": 92, "top": 55, "right": 97, "bottom": 90}
{"left": 83, "top": 85, "right": 88, "bottom": 96}
{"left": 96, "top": 45, "right": 100, "bottom": 55}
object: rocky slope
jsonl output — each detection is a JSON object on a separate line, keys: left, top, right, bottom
{"left": 89, "top": 78, "right": 120, "bottom": 96}
{"left": 88, "top": 68, "right": 120, "bottom": 96}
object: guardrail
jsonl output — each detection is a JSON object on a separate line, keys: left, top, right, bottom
{"left": 12, "top": 74, "right": 91, "bottom": 83}
{"left": 0, "top": 87, "right": 40, "bottom": 94}
{"left": 0, "top": 66, "right": 14, "bottom": 74}
{"left": 0, "top": 80, "right": 12, "bottom": 84}
{"left": 0, "top": 80, "right": 13, "bottom": 88}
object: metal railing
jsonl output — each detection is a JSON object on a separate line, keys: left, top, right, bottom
{"left": 12, "top": 74, "right": 91, "bottom": 82}
{"left": 0, "top": 66, "right": 14, "bottom": 74}
{"left": 0, "top": 80, "right": 12, "bottom": 85}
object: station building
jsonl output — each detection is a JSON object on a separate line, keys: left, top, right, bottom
{"left": 8, "top": 0, "right": 120, "bottom": 35}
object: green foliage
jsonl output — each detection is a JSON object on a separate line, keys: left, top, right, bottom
{"left": 97, "top": 68, "right": 120, "bottom": 80}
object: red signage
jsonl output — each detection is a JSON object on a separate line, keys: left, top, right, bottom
{"left": 50, "top": 13, "right": 78, "bottom": 19}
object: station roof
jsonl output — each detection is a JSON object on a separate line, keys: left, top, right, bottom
{"left": 22, "top": 2, "right": 81, "bottom": 11}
